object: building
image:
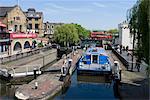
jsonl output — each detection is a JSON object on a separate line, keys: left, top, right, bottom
{"left": 0, "top": 5, "right": 27, "bottom": 33}
{"left": 0, "top": 22, "right": 10, "bottom": 58}
{"left": 90, "top": 31, "right": 112, "bottom": 45}
{"left": 0, "top": 22, "right": 38, "bottom": 56}
{"left": 43, "top": 22, "right": 64, "bottom": 42}
{"left": 10, "top": 32, "right": 37, "bottom": 55}
{"left": 24, "top": 8, "right": 43, "bottom": 37}
{"left": 90, "top": 31, "right": 112, "bottom": 40}
{"left": 118, "top": 21, "right": 133, "bottom": 50}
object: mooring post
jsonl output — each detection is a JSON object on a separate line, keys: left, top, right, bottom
{"left": 34, "top": 68, "right": 37, "bottom": 79}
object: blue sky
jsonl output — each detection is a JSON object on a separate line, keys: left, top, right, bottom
{"left": 0, "top": 0, "right": 137, "bottom": 30}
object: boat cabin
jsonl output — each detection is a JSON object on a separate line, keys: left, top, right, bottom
{"left": 82, "top": 47, "right": 109, "bottom": 65}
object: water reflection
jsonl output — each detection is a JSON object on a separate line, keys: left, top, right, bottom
{"left": 77, "top": 75, "right": 112, "bottom": 83}
{"left": 0, "top": 79, "right": 16, "bottom": 99}
{"left": 55, "top": 71, "right": 117, "bottom": 99}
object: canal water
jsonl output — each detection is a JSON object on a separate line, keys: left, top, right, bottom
{"left": 55, "top": 71, "right": 117, "bottom": 100}
{"left": 0, "top": 71, "right": 118, "bottom": 100}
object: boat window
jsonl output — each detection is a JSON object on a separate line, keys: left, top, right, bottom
{"left": 92, "top": 55, "right": 98, "bottom": 63}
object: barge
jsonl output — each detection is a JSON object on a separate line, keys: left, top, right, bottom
{"left": 77, "top": 47, "right": 112, "bottom": 75}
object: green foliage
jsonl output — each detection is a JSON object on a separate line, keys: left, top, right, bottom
{"left": 74, "top": 24, "right": 90, "bottom": 39}
{"left": 126, "top": 0, "right": 149, "bottom": 71}
{"left": 108, "top": 29, "right": 118, "bottom": 34}
{"left": 54, "top": 24, "right": 79, "bottom": 47}
{"left": 54, "top": 23, "right": 90, "bottom": 47}
{"left": 38, "top": 42, "right": 44, "bottom": 47}
{"left": 127, "top": 0, "right": 149, "bottom": 64}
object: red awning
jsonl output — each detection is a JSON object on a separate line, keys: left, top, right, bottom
{"left": 0, "top": 22, "right": 6, "bottom": 27}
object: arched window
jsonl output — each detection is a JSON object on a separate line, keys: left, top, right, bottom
{"left": 24, "top": 41, "right": 30, "bottom": 49}
{"left": 14, "top": 42, "right": 22, "bottom": 51}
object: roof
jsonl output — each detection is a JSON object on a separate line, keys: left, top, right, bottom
{"left": 24, "top": 8, "right": 43, "bottom": 18}
{"left": 91, "top": 31, "right": 111, "bottom": 35}
{"left": 0, "top": 6, "right": 14, "bottom": 17}
{"left": 86, "top": 47, "right": 108, "bottom": 56}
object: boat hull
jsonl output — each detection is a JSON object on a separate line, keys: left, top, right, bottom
{"left": 77, "top": 68, "right": 112, "bottom": 76}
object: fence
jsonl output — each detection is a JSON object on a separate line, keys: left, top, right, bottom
{"left": 111, "top": 47, "right": 129, "bottom": 68}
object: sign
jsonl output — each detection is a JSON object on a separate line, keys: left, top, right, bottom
{"left": 10, "top": 33, "right": 37, "bottom": 39}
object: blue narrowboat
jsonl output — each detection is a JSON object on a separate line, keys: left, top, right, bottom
{"left": 77, "top": 47, "right": 112, "bottom": 75}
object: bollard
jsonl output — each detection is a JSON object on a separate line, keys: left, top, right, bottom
{"left": 35, "top": 81, "right": 38, "bottom": 89}
{"left": 33, "top": 68, "right": 37, "bottom": 79}
{"left": 61, "top": 65, "right": 66, "bottom": 76}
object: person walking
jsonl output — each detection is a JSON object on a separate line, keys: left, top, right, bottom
{"left": 135, "top": 59, "right": 141, "bottom": 72}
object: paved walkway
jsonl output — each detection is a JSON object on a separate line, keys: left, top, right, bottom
{"left": 116, "top": 50, "right": 148, "bottom": 76}
{"left": 15, "top": 50, "right": 82, "bottom": 99}
{"left": 110, "top": 50, "right": 149, "bottom": 99}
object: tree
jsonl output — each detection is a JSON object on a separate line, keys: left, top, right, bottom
{"left": 54, "top": 24, "right": 79, "bottom": 47}
{"left": 74, "top": 24, "right": 90, "bottom": 39}
{"left": 127, "top": 0, "right": 149, "bottom": 71}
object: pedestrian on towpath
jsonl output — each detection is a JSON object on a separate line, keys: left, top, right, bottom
{"left": 135, "top": 59, "right": 141, "bottom": 72}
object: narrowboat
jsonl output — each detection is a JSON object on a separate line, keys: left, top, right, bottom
{"left": 77, "top": 47, "right": 112, "bottom": 75}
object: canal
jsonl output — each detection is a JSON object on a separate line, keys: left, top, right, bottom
{"left": 0, "top": 57, "right": 119, "bottom": 100}
{"left": 0, "top": 71, "right": 119, "bottom": 100}
{"left": 55, "top": 70, "right": 117, "bottom": 99}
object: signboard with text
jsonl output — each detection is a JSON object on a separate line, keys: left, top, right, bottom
{"left": 10, "top": 33, "right": 37, "bottom": 39}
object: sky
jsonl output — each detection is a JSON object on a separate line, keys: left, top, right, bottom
{"left": 0, "top": 0, "right": 137, "bottom": 30}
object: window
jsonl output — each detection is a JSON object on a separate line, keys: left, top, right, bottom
{"left": 35, "top": 18, "right": 38, "bottom": 21}
{"left": 28, "top": 24, "right": 32, "bottom": 29}
{"left": 16, "top": 17, "right": 20, "bottom": 20}
{"left": 14, "top": 25, "right": 17, "bottom": 32}
{"left": 28, "top": 18, "right": 32, "bottom": 20}
{"left": 51, "top": 25, "right": 54, "bottom": 29}
{"left": 19, "top": 25, "right": 22, "bottom": 32}
{"left": 35, "top": 24, "right": 39, "bottom": 29}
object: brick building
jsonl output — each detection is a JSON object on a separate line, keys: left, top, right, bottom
{"left": 0, "top": 5, "right": 27, "bottom": 33}
{"left": 24, "top": 8, "right": 43, "bottom": 37}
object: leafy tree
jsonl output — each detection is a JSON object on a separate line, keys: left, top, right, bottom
{"left": 74, "top": 24, "right": 90, "bottom": 39}
{"left": 127, "top": 0, "right": 149, "bottom": 71}
{"left": 54, "top": 24, "right": 79, "bottom": 47}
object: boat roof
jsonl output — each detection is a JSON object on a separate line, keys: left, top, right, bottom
{"left": 85, "top": 47, "right": 108, "bottom": 56}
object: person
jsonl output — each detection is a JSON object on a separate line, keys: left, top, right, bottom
{"left": 126, "top": 46, "right": 129, "bottom": 52}
{"left": 114, "top": 61, "right": 122, "bottom": 84}
{"left": 135, "top": 59, "right": 141, "bottom": 72}
{"left": 120, "top": 45, "right": 122, "bottom": 54}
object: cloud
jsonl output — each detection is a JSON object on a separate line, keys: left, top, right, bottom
{"left": 93, "top": 2, "right": 106, "bottom": 8}
{"left": 45, "top": 3, "right": 92, "bottom": 13}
